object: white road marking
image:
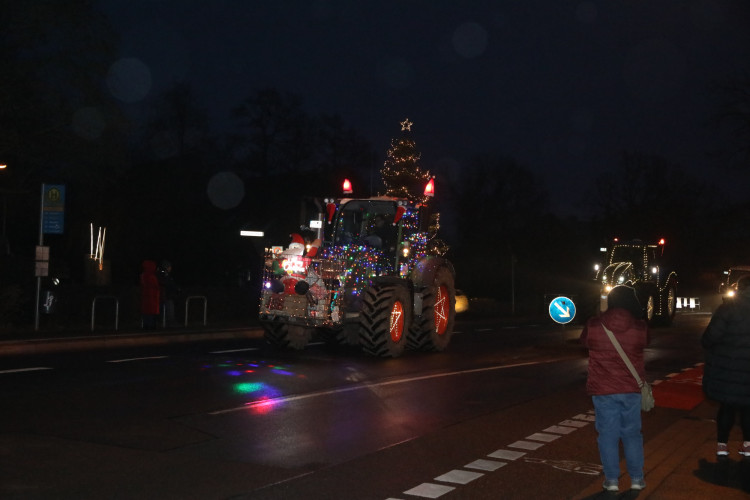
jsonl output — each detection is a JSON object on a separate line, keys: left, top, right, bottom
{"left": 209, "top": 347, "right": 260, "bottom": 354}
{"left": 488, "top": 449, "right": 526, "bottom": 461}
{"left": 0, "top": 366, "right": 53, "bottom": 374}
{"left": 403, "top": 483, "right": 455, "bottom": 498}
{"left": 559, "top": 419, "right": 588, "bottom": 428}
{"left": 572, "top": 413, "right": 596, "bottom": 422}
{"left": 524, "top": 457, "right": 602, "bottom": 475}
{"left": 543, "top": 425, "right": 577, "bottom": 435}
{"left": 465, "top": 459, "right": 506, "bottom": 471}
{"left": 434, "top": 469, "right": 483, "bottom": 484}
{"left": 526, "top": 432, "right": 561, "bottom": 443}
{"left": 106, "top": 356, "right": 169, "bottom": 363}
{"left": 210, "top": 358, "right": 560, "bottom": 415}
{"left": 508, "top": 440, "right": 545, "bottom": 451}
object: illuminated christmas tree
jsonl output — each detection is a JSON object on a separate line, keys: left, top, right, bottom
{"left": 381, "top": 118, "right": 432, "bottom": 205}
{"left": 380, "top": 118, "right": 448, "bottom": 256}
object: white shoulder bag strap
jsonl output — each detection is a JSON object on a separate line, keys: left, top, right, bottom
{"left": 601, "top": 322, "right": 644, "bottom": 387}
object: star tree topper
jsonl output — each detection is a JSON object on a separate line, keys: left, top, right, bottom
{"left": 400, "top": 118, "right": 413, "bottom": 131}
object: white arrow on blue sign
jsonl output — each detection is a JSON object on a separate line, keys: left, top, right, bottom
{"left": 549, "top": 296, "right": 576, "bottom": 324}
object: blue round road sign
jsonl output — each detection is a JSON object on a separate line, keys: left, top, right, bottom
{"left": 549, "top": 296, "right": 576, "bottom": 324}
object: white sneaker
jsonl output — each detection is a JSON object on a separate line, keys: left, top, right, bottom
{"left": 602, "top": 479, "right": 619, "bottom": 491}
{"left": 631, "top": 478, "right": 646, "bottom": 490}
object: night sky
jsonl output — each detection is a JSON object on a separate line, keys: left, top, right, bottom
{"left": 99, "top": 0, "right": 750, "bottom": 216}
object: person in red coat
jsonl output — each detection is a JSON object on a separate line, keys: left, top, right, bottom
{"left": 580, "top": 285, "right": 649, "bottom": 492}
{"left": 140, "top": 260, "right": 160, "bottom": 330}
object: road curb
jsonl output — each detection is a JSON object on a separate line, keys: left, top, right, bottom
{"left": 0, "top": 326, "right": 265, "bottom": 357}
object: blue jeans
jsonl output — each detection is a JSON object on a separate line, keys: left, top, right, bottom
{"left": 593, "top": 393, "right": 644, "bottom": 480}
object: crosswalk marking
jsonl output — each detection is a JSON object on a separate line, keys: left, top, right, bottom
{"left": 434, "top": 469, "right": 484, "bottom": 485}
{"left": 403, "top": 482, "right": 455, "bottom": 498}
{"left": 464, "top": 459, "right": 506, "bottom": 471}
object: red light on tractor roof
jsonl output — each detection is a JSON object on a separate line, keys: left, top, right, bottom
{"left": 424, "top": 177, "right": 434, "bottom": 197}
{"left": 659, "top": 238, "right": 665, "bottom": 245}
{"left": 342, "top": 178, "right": 352, "bottom": 194}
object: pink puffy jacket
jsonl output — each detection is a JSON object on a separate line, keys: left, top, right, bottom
{"left": 580, "top": 307, "right": 649, "bottom": 396}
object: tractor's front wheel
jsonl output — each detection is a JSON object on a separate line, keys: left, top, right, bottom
{"left": 645, "top": 294, "right": 655, "bottom": 324}
{"left": 359, "top": 285, "right": 411, "bottom": 357}
{"left": 262, "top": 320, "right": 312, "bottom": 350}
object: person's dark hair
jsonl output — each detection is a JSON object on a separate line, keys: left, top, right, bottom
{"left": 738, "top": 276, "right": 750, "bottom": 291}
{"left": 607, "top": 285, "right": 644, "bottom": 319}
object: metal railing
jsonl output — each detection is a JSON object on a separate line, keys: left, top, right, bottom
{"left": 185, "top": 295, "right": 207, "bottom": 326}
{"left": 91, "top": 295, "right": 119, "bottom": 331}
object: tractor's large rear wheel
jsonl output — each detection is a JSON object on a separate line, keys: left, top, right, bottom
{"left": 359, "top": 285, "right": 411, "bottom": 357}
{"left": 408, "top": 266, "right": 456, "bottom": 352}
{"left": 262, "top": 320, "right": 312, "bottom": 350}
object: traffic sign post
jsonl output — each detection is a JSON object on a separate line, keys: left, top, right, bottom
{"left": 35, "top": 184, "right": 66, "bottom": 331}
{"left": 549, "top": 296, "right": 576, "bottom": 325}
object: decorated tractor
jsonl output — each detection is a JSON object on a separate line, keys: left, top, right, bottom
{"left": 594, "top": 238, "right": 677, "bottom": 325}
{"left": 258, "top": 185, "right": 455, "bottom": 357}
{"left": 258, "top": 119, "right": 457, "bottom": 357}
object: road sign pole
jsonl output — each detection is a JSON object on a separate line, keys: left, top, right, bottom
{"left": 34, "top": 184, "right": 45, "bottom": 331}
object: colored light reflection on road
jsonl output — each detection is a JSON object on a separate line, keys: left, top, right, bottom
{"left": 270, "top": 367, "right": 295, "bottom": 376}
{"left": 234, "top": 382, "right": 265, "bottom": 394}
{"left": 201, "top": 358, "right": 305, "bottom": 414}
{"left": 245, "top": 396, "right": 281, "bottom": 414}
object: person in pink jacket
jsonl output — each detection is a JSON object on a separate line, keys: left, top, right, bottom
{"left": 580, "top": 285, "right": 649, "bottom": 492}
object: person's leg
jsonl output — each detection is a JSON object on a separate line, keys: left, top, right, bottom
{"left": 717, "top": 403, "right": 736, "bottom": 443}
{"left": 739, "top": 406, "right": 750, "bottom": 441}
{"left": 737, "top": 406, "right": 750, "bottom": 455}
{"left": 593, "top": 394, "right": 622, "bottom": 482}
{"left": 620, "top": 392, "right": 645, "bottom": 480}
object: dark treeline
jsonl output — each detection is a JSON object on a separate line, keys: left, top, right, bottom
{"left": 1, "top": 2, "right": 749, "bottom": 325}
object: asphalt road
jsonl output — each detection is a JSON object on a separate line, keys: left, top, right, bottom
{"left": 0, "top": 313, "right": 710, "bottom": 499}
